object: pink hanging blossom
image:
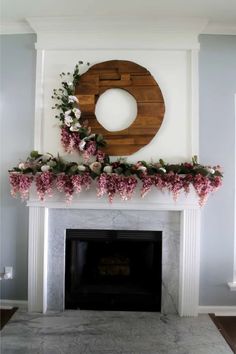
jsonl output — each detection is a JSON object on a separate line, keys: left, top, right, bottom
{"left": 181, "top": 174, "right": 193, "bottom": 194}
{"left": 9, "top": 173, "right": 33, "bottom": 200}
{"left": 193, "top": 173, "right": 213, "bottom": 206}
{"left": 83, "top": 141, "right": 97, "bottom": 162}
{"left": 55, "top": 174, "right": 74, "bottom": 202}
{"left": 210, "top": 175, "right": 222, "bottom": 191}
{"left": 96, "top": 149, "right": 106, "bottom": 163}
{"left": 35, "top": 172, "right": 54, "bottom": 201}
{"left": 97, "top": 173, "right": 119, "bottom": 202}
{"left": 61, "top": 127, "right": 72, "bottom": 152}
{"left": 71, "top": 173, "right": 92, "bottom": 194}
{"left": 61, "top": 127, "right": 81, "bottom": 153}
{"left": 116, "top": 176, "right": 138, "bottom": 200}
{"left": 141, "top": 175, "right": 155, "bottom": 197}
{"left": 165, "top": 172, "right": 184, "bottom": 201}
{"left": 153, "top": 174, "right": 168, "bottom": 191}
{"left": 9, "top": 172, "right": 21, "bottom": 198}
{"left": 97, "top": 173, "right": 109, "bottom": 198}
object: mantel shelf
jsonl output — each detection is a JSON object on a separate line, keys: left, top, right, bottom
{"left": 27, "top": 185, "right": 201, "bottom": 211}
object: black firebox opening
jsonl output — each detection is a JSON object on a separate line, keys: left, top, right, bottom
{"left": 65, "top": 229, "right": 162, "bottom": 311}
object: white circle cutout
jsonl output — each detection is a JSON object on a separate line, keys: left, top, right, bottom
{"left": 95, "top": 88, "right": 138, "bottom": 132}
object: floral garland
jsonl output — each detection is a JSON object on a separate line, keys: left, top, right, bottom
{"left": 9, "top": 152, "right": 222, "bottom": 206}
{"left": 8, "top": 62, "right": 223, "bottom": 206}
{"left": 51, "top": 62, "right": 106, "bottom": 162}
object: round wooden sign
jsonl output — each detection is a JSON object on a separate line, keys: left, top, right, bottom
{"left": 75, "top": 60, "right": 165, "bottom": 156}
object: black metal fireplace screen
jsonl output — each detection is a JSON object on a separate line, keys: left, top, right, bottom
{"left": 65, "top": 229, "right": 162, "bottom": 311}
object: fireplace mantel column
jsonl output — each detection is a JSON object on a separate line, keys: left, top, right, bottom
{"left": 179, "top": 209, "right": 200, "bottom": 316}
{"left": 28, "top": 207, "right": 48, "bottom": 312}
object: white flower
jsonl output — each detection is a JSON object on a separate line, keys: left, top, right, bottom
{"left": 90, "top": 162, "right": 102, "bottom": 174}
{"left": 18, "top": 162, "right": 25, "bottom": 170}
{"left": 207, "top": 168, "right": 215, "bottom": 174}
{"left": 68, "top": 95, "right": 79, "bottom": 103}
{"left": 87, "top": 134, "right": 95, "bottom": 139}
{"left": 67, "top": 82, "right": 73, "bottom": 86}
{"left": 72, "top": 108, "right": 81, "bottom": 119}
{"left": 41, "top": 165, "right": 50, "bottom": 172}
{"left": 78, "top": 165, "right": 86, "bottom": 171}
{"left": 159, "top": 167, "right": 166, "bottom": 173}
{"left": 64, "top": 109, "right": 72, "bottom": 116}
{"left": 137, "top": 166, "right": 147, "bottom": 172}
{"left": 42, "top": 154, "right": 51, "bottom": 162}
{"left": 70, "top": 122, "right": 81, "bottom": 132}
{"left": 103, "top": 165, "right": 113, "bottom": 174}
{"left": 79, "top": 139, "right": 86, "bottom": 151}
{"left": 65, "top": 115, "right": 73, "bottom": 126}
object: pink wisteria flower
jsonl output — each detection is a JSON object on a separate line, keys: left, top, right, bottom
{"left": 96, "top": 149, "right": 106, "bottom": 163}
{"left": 97, "top": 173, "right": 120, "bottom": 202}
{"left": 55, "top": 174, "right": 74, "bottom": 202}
{"left": 9, "top": 173, "right": 33, "bottom": 200}
{"left": 61, "top": 127, "right": 81, "bottom": 153}
{"left": 35, "top": 171, "right": 54, "bottom": 201}
{"left": 165, "top": 172, "right": 184, "bottom": 201}
{"left": 71, "top": 173, "right": 92, "bottom": 194}
{"left": 83, "top": 141, "right": 97, "bottom": 162}
{"left": 97, "top": 174, "right": 138, "bottom": 202}
{"left": 116, "top": 176, "right": 137, "bottom": 200}
{"left": 141, "top": 175, "right": 155, "bottom": 197}
{"left": 193, "top": 173, "right": 222, "bottom": 206}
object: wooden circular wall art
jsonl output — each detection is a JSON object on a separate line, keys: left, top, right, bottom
{"left": 75, "top": 60, "right": 165, "bottom": 156}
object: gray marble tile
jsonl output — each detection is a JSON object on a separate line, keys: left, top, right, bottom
{"left": 47, "top": 209, "right": 180, "bottom": 313}
{"left": 1, "top": 310, "right": 231, "bottom": 354}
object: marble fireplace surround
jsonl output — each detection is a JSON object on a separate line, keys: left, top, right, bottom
{"left": 27, "top": 188, "right": 200, "bottom": 317}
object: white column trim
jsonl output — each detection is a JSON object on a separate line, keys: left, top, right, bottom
{"left": 34, "top": 49, "right": 45, "bottom": 151}
{"left": 189, "top": 48, "right": 199, "bottom": 158}
{"left": 28, "top": 207, "right": 45, "bottom": 312}
{"left": 43, "top": 208, "right": 49, "bottom": 313}
{"left": 228, "top": 93, "right": 236, "bottom": 291}
{"left": 179, "top": 209, "right": 200, "bottom": 316}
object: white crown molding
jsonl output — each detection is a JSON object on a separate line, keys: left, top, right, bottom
{"left": 1, "top": 18, "right": 235, "bottom": 37}
{"left": 26, "top": 16, "right": 208, "bottom": 34}
{"left": 203, "top": 21, "right": 236, "bottom": 35}
{"left": 25, "top": 17, "right": 209, "bottom": 50}
{"left": 0, "top": 20, "right": 34, "bottom": 35}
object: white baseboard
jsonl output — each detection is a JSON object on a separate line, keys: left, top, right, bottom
{"left": 0, "top": 299, "right": 28, "bottom": 309}
{"left": 198, "top": 306, "right": 236, "bottom": 316}
{"left": 228, "top": 282, "right": 236, "bottom": 291}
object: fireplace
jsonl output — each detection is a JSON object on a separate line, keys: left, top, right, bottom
{"left": 65, "top": 229, "right": 162, "bottom": 311}
{"left": 27, "top": 200, "right": 200, "bottom": 316}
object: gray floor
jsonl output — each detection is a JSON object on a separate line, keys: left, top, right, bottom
{"left": 0, "top": 310, "right": 232, "bottom": 354}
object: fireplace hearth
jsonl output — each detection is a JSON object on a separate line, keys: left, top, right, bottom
{"left": 65, "top": 229, "right": 162, "bottom": 311}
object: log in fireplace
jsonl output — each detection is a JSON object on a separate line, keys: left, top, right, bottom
{"left": 65, "top": 229, "right": 162, "bottom": 311}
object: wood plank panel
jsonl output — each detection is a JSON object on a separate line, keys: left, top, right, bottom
{"left": 75, "top": 60, "right": 165, "bottom": 155}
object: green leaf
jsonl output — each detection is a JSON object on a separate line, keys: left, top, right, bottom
{"left": 30, "top": 151, "right": 39, "bottom": 159}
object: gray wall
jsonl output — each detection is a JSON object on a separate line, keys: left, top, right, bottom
{"left": 0, "top": 33, "right": 236, "bottom": 306}
{"left": 199, "top": 35, "right": 236, "bottom": 305}
{"left": 0, "top": 34, "right": 36, "bottom": 300}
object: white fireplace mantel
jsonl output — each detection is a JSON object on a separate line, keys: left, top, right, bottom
{"left": 27, "top": 189, "right": 201, "bottom": 316}
{"left": 26, "top": 17, "right": 204, "bottom": 316}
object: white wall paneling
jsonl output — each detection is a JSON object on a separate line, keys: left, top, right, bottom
{"left": 30, "top": 17, "right": 201, "bottom": 163}
{"left": 228, "top": 93, "right": 236, "bottom": 291}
